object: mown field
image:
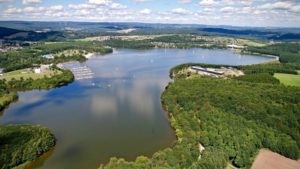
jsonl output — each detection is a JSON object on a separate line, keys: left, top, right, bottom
{"left": 274, "top": 73, "right": 300, "bottom": 87}
{"left": 0, "top": 68, "right": 61, "bottom": 81}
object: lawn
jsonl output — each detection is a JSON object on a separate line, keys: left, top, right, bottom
{"left": 0, "top": 68, "right": 61, "bottom": 81}
{"left": 274, "top": 73, "right": 300, "bottom": 87}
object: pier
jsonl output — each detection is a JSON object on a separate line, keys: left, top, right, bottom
{"left": 59, "top": 62, "right": 94, "bottom": 80}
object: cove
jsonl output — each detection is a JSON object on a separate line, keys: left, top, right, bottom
{"left": 0, "top": 48, "right": 275, "bottom": 169}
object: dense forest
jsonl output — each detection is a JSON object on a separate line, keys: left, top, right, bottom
{"left": 0, "top": 125, "right": 55, "bottom": 169}
{"left": 244, "top": 43, "right": 300, "bottom": 67}
{"left": 102, "top": 39, "right": 155, "bottom": 49}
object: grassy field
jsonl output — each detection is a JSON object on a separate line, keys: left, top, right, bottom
{"left": 274, "top": 73, "right": 300, "bottom": 87}
{"left": 54, "top": 49, "right": 85, "bottom": 57}
{"left": 0, "top": 68, "right": 61, "bottom": 81}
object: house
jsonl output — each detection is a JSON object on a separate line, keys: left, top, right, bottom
{"left": 0, "top": 68, "right": 3, "bottom": 76}
{"left": 227, "top": 44, "right": 244, "bottom": 49}
{"left": 34, "top": 68, "right": 41, "bottom": 74}
{"left": 42, "top": 54, "right": 54, "bottom": 59}
{"left": 191, "top": 66, "right": 224, "bottom": 76}
{"left": 34, "top": 64, "right": 51, "bottom": 74}
{"left": 40, "top": 64, "right": 50, "bottom": 71}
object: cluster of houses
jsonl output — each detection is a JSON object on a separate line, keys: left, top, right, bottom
{"left": 34, "top": 64, "right": 51, "bottom": 74}
{"left": 227, "top": 44, "right": 245, "bottom": 49}
{"left": 189, "top": 66, "right": 244, "bottom": 78}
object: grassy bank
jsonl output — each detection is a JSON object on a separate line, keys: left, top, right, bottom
{"left": 3, "top": 68, "right": 74, "bottom": 90}
{"left": 0, "top": 68, "right": 62, "bottom": 81}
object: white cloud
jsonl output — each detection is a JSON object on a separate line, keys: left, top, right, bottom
{"left": 3, "top": 8, "right": 22, "bottom": 14}
{"left": 68, "top": 4, "right": 96, "bottom": 10}
{"left": 88, "top": 0, "right": 111, "bottom": 5}
{"left": 239, "top": 7, "right": 252, "bottom": 14}
{"left": 220, "top": 6, "right": 235, "bottom": 13}
{"left": 259, "top": 1, "right": 293, "bottom": 10}
{"left": 1, "top": 0, "right": 300, "bottom": 27}
{"left": 171, "top": 8, "right": 190, "bottom": 15}
{"left": 22, "top": 0, "right": 42, "bottom": 5}
{"left": 221, "top": 0, "right": 252, "bottom": 6}
{"left": 140, "top": 8, "right": 151, "bottom": 15}
{"left": 203, "top": 8, "right": 213, "bottom": 12}
{"left": 110, "top": 3, "right": 127, "bottom": 10}
{"left": 290, "top": 5, "right": 300, "bottom": 13}
{"left": 0, "top": 0, "right": 12, "bottom": 3}
{"left": 23, "top": 6, "right": 44, "bottom": 13}
{"left": 240, "top": 0, "right": 252, "bottom": 6}
{"left": 49, "top": 5, "right": 63, "bottom": 11}
{"left": 199, "top": 0, "right": 216, "bottom": 6}
{"left": 133, "top": 0, "right": 151, "bottom": 2}
{"left": 253, "top": 10, "right": 264, "bottom": 15}
{"left": 178, "top": 0, "right": 192, "bottom": 3}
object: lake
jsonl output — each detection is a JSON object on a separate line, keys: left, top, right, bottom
{"left": 0, "top": 48, "right": 275, "bottom": 169}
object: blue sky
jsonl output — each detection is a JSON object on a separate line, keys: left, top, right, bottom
{"left": 0, "top": 0, "right": 300, "bottom": 27}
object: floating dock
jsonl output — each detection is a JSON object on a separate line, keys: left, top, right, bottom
{"left": 59, "top": 62, "right": 94, "bottom": 80}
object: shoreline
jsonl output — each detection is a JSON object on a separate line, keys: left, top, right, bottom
{"left": 84, "top": 52, "right": 95, "bottom": 59}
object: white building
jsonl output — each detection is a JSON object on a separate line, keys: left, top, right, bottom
{"left": 34, "top": 64, "right": 51, "bottom": 74}
{"left": 42, "top": 54, "right": 54, "bottom": 59}
{"left": 227, "top": 44, "right": 244, "bottom": 49}
{"left": 34, "top": 68, "right": 41, "bottom": 74}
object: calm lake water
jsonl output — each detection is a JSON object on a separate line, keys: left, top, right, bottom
{"left": 0, "top": 48, "right": 275, "bottom": 169}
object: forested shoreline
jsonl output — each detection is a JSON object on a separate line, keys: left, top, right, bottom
{"left": 0, "top": 41, "right": 113, "bottom": 72}
{"left": 0, "top": 125, "right": 56, "bottom": 169}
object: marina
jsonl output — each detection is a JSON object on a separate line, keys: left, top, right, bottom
{"left": 58, "top": 62, "right": 94, "bottom": 80}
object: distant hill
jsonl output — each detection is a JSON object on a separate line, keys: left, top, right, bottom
{"left": 199, "top": 28, "right": 274, "bottom": 36}
{"left": 0, "top": 27, "right": 27, "bottom": 38}
{"left": 0, "top": 21, "right": 299, "bottom": 41}
{"left": 0, "top": 26, "right": 65, "bottom": 41}
{"left": 270, "top": 33, "right": 300, "bottom": 40}
{"left": 199, "top": 28, "right": 300, "bottom": 41}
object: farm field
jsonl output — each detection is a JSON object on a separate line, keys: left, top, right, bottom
{"left": 274, "top": 73, "right": 300, "bottom": 87}
{"left": 251, "top": 149, "right": 300, "bottom": 169}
